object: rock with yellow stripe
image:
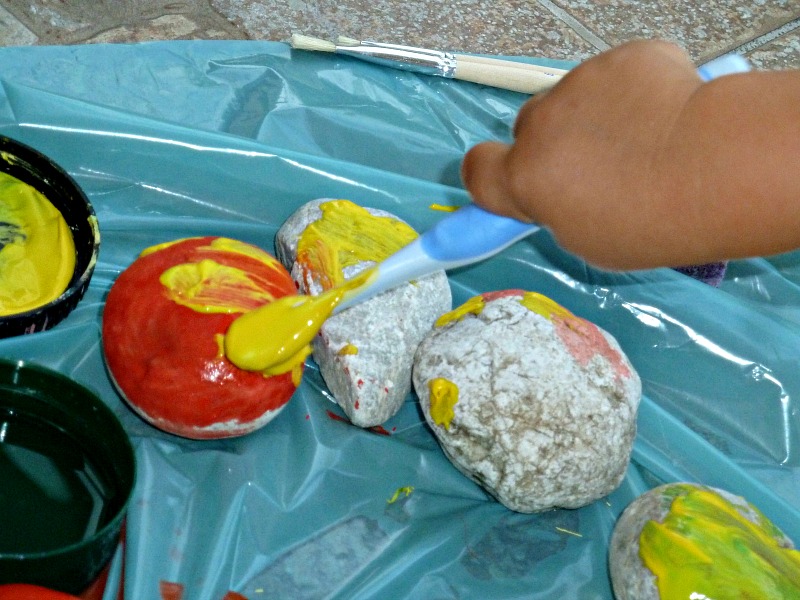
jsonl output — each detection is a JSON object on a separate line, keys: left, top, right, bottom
{"left": 610, "top": 482, "right": 800, "bottom": 600}
{"left": 275, "top": 198, "right": 452, "bottom": 427}
{"left": 412, "top": 290, "right": 641, "bottom": 513}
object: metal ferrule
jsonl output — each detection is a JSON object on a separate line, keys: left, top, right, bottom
{"left": 335, "top": 41, "right": 458, "bottom": 78}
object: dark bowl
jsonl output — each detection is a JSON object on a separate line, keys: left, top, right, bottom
{"left": 0, "top": 136, "right": 99, "bottom": 338}
{"left": 0, "top": 360, "right": 135, "bottom": 594}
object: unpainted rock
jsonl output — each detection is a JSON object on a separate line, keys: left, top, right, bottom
{"left": 276, "top": 198, "right": 452, "bottom": 427}
{"left": 412, "top": 290, "right": 641, "bottom": 513}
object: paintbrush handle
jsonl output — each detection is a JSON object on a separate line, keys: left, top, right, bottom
{"left": 455, "top": 54, "right": 569, "bottom": 79}
{"left": 453, "top": 58, "right": 562, "bottom": 94}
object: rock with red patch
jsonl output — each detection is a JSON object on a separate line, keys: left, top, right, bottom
{"left": 412, "top": 290, "right": 641, "bottom": 513}
{"left": 102, "top": 236, "right": 301, "bottom": 439}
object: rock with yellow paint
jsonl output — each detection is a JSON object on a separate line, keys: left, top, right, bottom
{"left": 609, "top": 482, "right": 800, "bottom": 600}
{"left": 412, "top": 290, "right": 641, "bottom": 513}
{"left": 275, "top": 199, "right": 452, "bottom": 427}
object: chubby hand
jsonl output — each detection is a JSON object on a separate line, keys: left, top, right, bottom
{"left": 461, "top": 40, "right": 704, "bottom": 270}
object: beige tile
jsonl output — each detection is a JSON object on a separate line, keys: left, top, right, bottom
{"left": 211, "top": 0, "right": 597, "bottom": 61}
{"left": 0, "top": 0, "right": 244, "bottom": 45}
{"left": 551, "top": 0, "right": 800, "bottom": 62}
{"left": 0, "top": 4, "right": 37, "bottom": 45}
{"left": 746, "top": 27, "right": 800, "bottom": 70}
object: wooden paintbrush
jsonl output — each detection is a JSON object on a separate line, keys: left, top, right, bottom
{"left": 290, "top": 33, "right": 568, "bottom": 94}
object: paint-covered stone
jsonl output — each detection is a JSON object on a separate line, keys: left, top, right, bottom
{"left": 609, "top": 483, "right": 800, "bottom": 600}
{"left": 276, "top": 198, "right": 452, "bottom": 428}
{"left": 412, "top": 290, "right": 641, "bottom": 513}
{"left": 102, "top": 236, "right": 301, "bottom": 439}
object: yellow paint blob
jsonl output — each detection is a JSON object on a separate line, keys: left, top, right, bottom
{"left": 296, "top": 199, "right": 417, "bottom": 290}
{"left": 225, "top": 200, "right": 416, "bottom": 375}
{"left": 428, "top": 378, "right": 459, "bottom": 430}
{"left": 519, "top": 291, "right": 575, "bottom": 322}
{"left": 0, "top": 171, "right": 76, "bottom": 316}
{"left": 158, "top": 238, "right": 286, "bottom": 314}
{"left": 435, "top": 295, "right": 486, "bottom": 327}
{"left": 639, "top": 485, "right": 800, "bottom": 598}
{"left": 225, "top": 268, "right": 376, "bottom": 375}
{"left": 338, "top": 344, "right": 359, "bottom": 356}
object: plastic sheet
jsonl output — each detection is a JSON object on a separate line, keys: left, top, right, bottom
{"left": 0, "top": 41, "right": 797, "bottom": 599}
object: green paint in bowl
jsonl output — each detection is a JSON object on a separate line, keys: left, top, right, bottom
{"left": 0, "top": 360, "right": 135, "bottom": 595}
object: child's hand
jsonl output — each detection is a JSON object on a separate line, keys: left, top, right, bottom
{"left": 461, "top": 40, "right": 703, "bottom": 270}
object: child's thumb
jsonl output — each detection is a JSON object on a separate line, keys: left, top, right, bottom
{"left": 461, "top": 141, "right": 531, "bottom": 222}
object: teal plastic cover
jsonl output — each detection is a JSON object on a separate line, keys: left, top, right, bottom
{"left": 0, "top": 41, "right": 797, "bottom": 599}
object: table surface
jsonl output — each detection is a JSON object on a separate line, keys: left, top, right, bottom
{"left": 0, "top": 0, "right": 798, "bottom": 69}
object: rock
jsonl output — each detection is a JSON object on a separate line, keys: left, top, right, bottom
{"left": 412, "top": 289, "right": 641, "bottom": 513}
{"left": 609, "top": 482, "right": 800, "bottom": 600}
{"left": 276, "top": 198, "right": 452, "bottom": 427}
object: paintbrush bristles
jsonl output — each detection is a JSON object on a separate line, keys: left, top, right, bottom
{"left": 336, "top": 36, "right": 361, "bottom": 46}
{"left": 290, "top": 33, "right": 336, "bottom": 53}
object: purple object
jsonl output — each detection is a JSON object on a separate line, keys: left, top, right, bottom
{"left": 674, "top": 261, "right": 728, "bottom": 287}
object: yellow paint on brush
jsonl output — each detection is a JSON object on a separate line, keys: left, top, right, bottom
{"left": 428, "top": 378, "right": 459, "bottom": 430}
{"left": 639, "top": 485, "right": 800, "bottom": 598}
{"left": 225, "top": 200, "right": 415, "bottom": 376}
{"left": 435, "top": 295, "right": 485, "bottom": 327}
{"left": 0, "top": 171, "right": 76, "bottom": 316}
{"left": 225, "top": 262, "right": 376, "bottom": 375}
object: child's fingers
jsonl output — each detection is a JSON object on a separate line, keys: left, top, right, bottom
{"left": 461, "top": 141, "right": 534, "bottom": 222}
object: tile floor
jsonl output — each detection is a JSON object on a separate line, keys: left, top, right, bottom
{"left": 0, "top": 1, "right": 798, "bottom": 69}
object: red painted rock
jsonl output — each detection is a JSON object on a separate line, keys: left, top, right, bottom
{"left": 0, "top": 584, "right": 80, "bottom": 600}
{"left": 102, "top": 236, "right": 301, "bottom": 439}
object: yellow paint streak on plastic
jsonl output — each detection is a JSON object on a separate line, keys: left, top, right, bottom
{"left": 0, "top": 171, "right": 76, "bottom": 316}
{"left": 295, "top": 199, "right": 417, "bottom": 290}
{"left": 435, "top": 295, "right": 485, "bottom": 327}
{"left": 639, "top": 485, "right": 800, "bottom": 598}
{"left": 428, "top": 378, "right": 459, "bottom": 430}
{"left": 429, "top": 203, "right": 458, "bottom": 212}
{"left": 225, "top": 267, "right": 376, "bottom": 375}
{"left": 387, "top": 486, "right": 415, "bottom": 504}
{"left": 555, "top": 527, "right": 583, "bottom": 538}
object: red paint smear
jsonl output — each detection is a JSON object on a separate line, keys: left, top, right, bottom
{"left": 305, "top": 413, "right": 310, "bottom": 420}
{"left": 369, "top": 425, "right": 391, "bottom": 436}
{"left": 354, "top": 400, "right": 360, "bottom": 409}
{"left": 222, "top": 593, "right": 249, "bottom": 600}
{"left": 102, "top": 236, "right": 300, "bottom": 439}
{"left": 481, "top": 289, "right": 526, "bottom": 302}
{"left": 326, "top": 410, "right": 393, "bottom": 436}
{"left": 552, "top": 316, "right": 631, "bottom": 382}
{"left": 159, "top": 581, "right": 184, "bottom": 600}
{"left": 326, "top": 409, "right": 348, "bottom": 422}
{"left": 356, "top": 379, "right": 364, "bottom": 388}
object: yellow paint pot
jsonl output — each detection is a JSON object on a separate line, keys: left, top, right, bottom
{"left": 0, "top": 136, "right": 99, "bottom": 337}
